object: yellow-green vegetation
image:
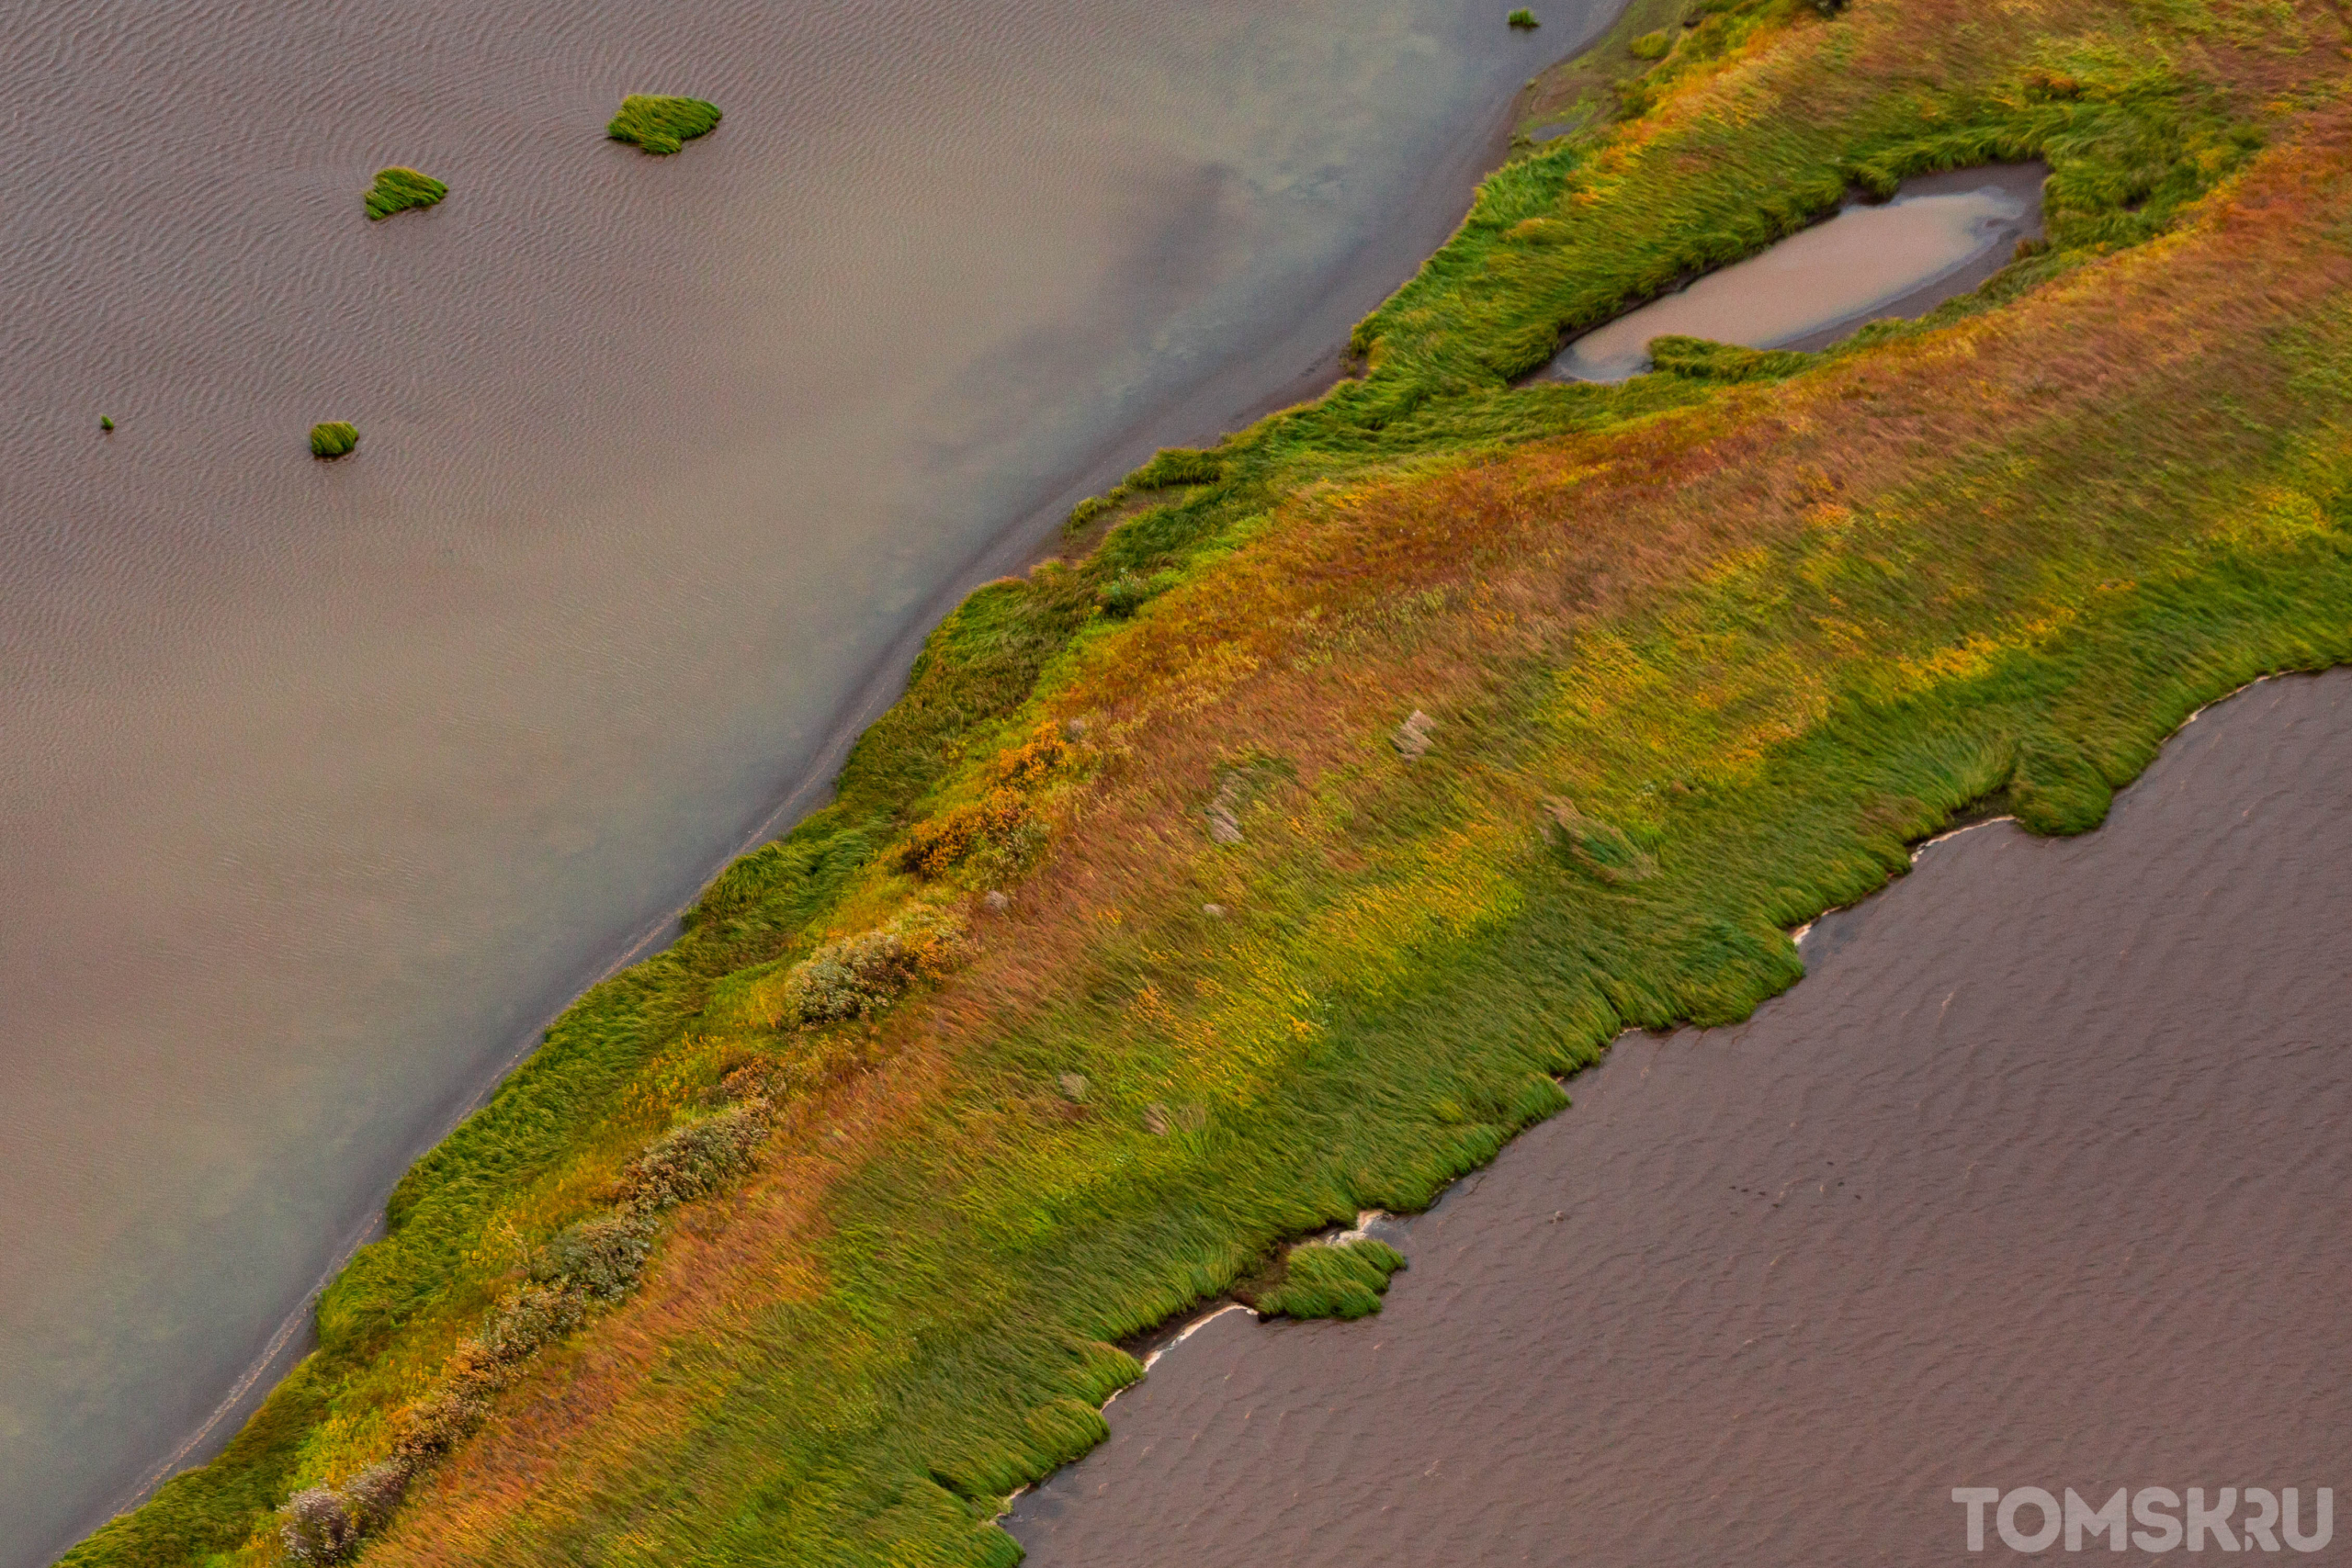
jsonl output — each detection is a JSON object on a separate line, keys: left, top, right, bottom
{"left": 1253, "top": 1237, "right": 1410, "bottom": 1320}
{"left": 65, "top": 0, "right": 2352, "bottom": 1562}
{"left": 308, "top": 423, "right": 358, "bottom": 459}
{"left": 1510, "top": 7, "right": 1542, "bottom": 27}
{"left": 364, "top": 168, "right": 446, "bottom": 221}
{"left": 1631, "top": 28, "right": 1672, "bottom": 57}
{"left": 605, "top": 94, "right": 722, "bottom": 154}
{"left": 1515, "top": 0, "right": 1690, "bottom": 141}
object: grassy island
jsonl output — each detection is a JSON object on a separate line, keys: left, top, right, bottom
{"left": 308, "top": 422, "right": 358, "bottom": 459}
{"left": 364, "top": 168, "right": 447, "bottom": 220}
{"left": 605, "top": 94, "right": 722, "bottom": 154}
{"left": 65, "top": 0, "right": 2352, "bottom": 1563}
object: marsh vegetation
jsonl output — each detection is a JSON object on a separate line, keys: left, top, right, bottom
{"left": 363, "top": 167, "right": 446, "bottom": 220}
{"left": 605, "top": 95, "right": 722, "bottom": 154}
{"left": 62, "top": 0, "right": 2352, "bottom": 1563}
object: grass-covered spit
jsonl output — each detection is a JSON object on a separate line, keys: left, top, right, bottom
{"left": 364, "top": 167, "right": 447, "bottom": 220}
{"left": 605, "top": 94, "right": 722, "bottom": 154}
{"left": 63, "top": 0, "right": 2352, "bottom": 1562}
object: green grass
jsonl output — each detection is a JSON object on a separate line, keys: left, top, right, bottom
{"left": 1254, "top": 1237, "right": 1411, "bottom": 1320}
{"left": 1630, "top": 28, "right": 1673, "bottom": 58}
{"left": 308, "top": 422, "right": 358, "bottom": 459}
{"left": 1510, "top": 8, "right": 1542, "bottom": 28}
{"left": 606, "top": 95, "right": 722, "bottom": 155}
{"left": 364, "top": 167, "right": 447, "bottom": 220}
{"left": 59, "top": 0, "right": 2352, "bottom": 1562}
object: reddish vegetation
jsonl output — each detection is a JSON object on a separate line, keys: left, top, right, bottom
{"left": 367, "top": 88, "right": 2352, "bottom": 1559}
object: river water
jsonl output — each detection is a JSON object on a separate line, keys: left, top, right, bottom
{"left": 1008, "top": 671, "right": 2351, "bottom": 1565}
{"left": 0, "top": 2, "right": 1614, "bottom": 1558}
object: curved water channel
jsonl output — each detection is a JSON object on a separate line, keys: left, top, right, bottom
{"left": 1007, "top": 671, "right": 2351, "bottom": 1564}
{"left": 0, "top": 2, "right": 1623, "bottom": 1559}
{"left": 1549, "top": 162, "right": 2048, "bottom": 380}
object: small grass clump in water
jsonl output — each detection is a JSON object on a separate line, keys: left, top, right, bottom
{"left": 308, "top": 423, "right": 358, "bottom": 459}
{"left": 606, "top": 95, "right": 722, "bottom": 154}
{"left": 1509, "top": 7, "right": 1540, "bottom": 27}
{"left": 364, "top": 167, "right": 447, "bottom": 220}
{"left": 1256, "top": 1239, "right": 1409, "bottom": 1321}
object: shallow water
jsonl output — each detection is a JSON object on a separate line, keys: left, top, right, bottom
{"left": 0, "top": 2, "right": 1615, "bottom": 1558}
{"left": 1008, "top": 670, "right": 2352, "bottom": 1565}
{"left": 1552, "top": 163, "right": 2047, "bottom": 379}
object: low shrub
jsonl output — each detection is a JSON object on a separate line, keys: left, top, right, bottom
{"left": 616, "top": 1105, "right": 767, "bottom": 1211}
{"left": 309, "top": 423, "right": 358, "bottom": 459}
{"left": 606, "top": 95, "right": 722, "bottom": 154}
{"left": 342, "top": 1461, "right": 410, "bottom": 1529}
{"left": 364, "top": 167, "right": 446, "bottom": 220}
{"left": 390, "top": 1385, "right": 485, "bottom": 1461}
{"left": 785, "top": 905, "right": 967, "bottom": 1021}
{"left": 898, "top": 790, "right": 1031, "bottom": 879}
{"left": 533, "top": 1213, "right": 657, "bottom": 1300}
{"left": 989, "top": 723, "right": 1072, "bottom": 789}
{"left": 1631, "top": 29, "right": 1671, "bottom": 59}
{"left": 277, "top": 1488, "right": 357, "bottom": 1564}
{"left": 1098, "top": 570, "right": 1152, "bottom": 618}
{"left": 469, "top": 1283, "right": 585, "bottom": 1371}
{"left": 1508, "top": 7, "right": 1540, "bottom": 28}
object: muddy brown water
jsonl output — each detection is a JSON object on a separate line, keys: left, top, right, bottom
{"left": 1550, "top": 163, "right": 2048, "bottom": 380}
{"left": 0, "top": 2, "right": 1628, "bottom": 1559}
{"left": 1007, "top": 670, "right": 2352, "bottom": 1566}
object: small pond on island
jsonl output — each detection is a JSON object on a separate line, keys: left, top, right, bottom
{"left": 1548, "top": 162, "right": 2048, "bottom": 380}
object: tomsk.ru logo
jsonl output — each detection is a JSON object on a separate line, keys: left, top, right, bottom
{"left": 1951, "top": 1487, "right": 2334, "bottom": 1553}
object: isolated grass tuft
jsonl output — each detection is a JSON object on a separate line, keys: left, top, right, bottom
{"left": 277, "top": 1488, "right": 356, "bottom": 1564}
{"left": 308, "top": 423, "right": 358, "bottom": 459}
{"left": 606, "top": 95, "right": 722, "bottom": 154}
{"left": 1509, "top": 7, "right": 1541, "bottom": 28}
{"left": 364, "top": 167, "right": 447, "bottom": 220}
{"left": 1257, "top": 1238, "right": 1409, "bottom": 1321}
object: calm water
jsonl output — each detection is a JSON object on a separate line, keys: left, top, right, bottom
{"left": 0, "top": 2, "right": 1613, "bottom": 1558}
{"left": 1553, "top": 163, "right": 2047, "bottom": 379}
{"left": 1010, "top": 671, "right": 2351, "bottom": 1565}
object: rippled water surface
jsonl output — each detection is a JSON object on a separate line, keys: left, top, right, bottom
{"left": 0, "top": 2, "right": 1607, "bottom": 1557}
{"left": 1010, "top": 671, "right": 2352, "bottom": 1565}
{"left": 1554, "top": 163, "right": 2046, "bottom": 379}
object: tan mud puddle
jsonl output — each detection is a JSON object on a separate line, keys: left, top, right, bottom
{"left": 1551, "top": 163, "right": 2046, "bottom": 380}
